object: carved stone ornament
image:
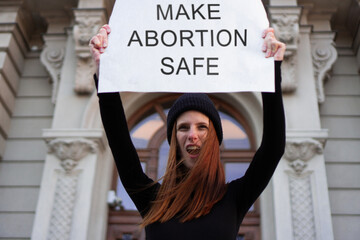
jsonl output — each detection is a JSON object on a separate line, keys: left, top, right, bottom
{"left": 284, "top": 139, "right": 323, "bottom": 174}
{"left": 270, "top": 8, "right": 301, "bottom": 93}
{"left": 289, "top": 173, "right": 316, "bottom": 240}
{"left": 48, "top": 171, "right": 79, "bottom": 240}
{"left": 73, "top": 9, "right": 106, "bottom": 94}
{"left": 47, "top": 138, "right": 97, "bottom": 173}
{"left": 310, "top": 33, "right": 338, "bottom": 103}
{"left": 40, "top": 35, "right": 66, "bottom": 103}
{"left": 271, "top": 14, "right": 300, "bottom": 46}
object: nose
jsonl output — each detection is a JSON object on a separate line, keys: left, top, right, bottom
{"left": 188, "top": 127, "right": 199, "bottom": 141}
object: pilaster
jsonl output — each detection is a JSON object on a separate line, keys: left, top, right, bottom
{"left": 264, "top": 1, "right": 336, "bottom": 240}
{"left": 31, "top": 129, "right": 112, "bottom": 240}
{"left": 272, "top": 130, "right": 334, "bottom": 240}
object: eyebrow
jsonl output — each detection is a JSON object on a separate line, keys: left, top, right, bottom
{"left": 177, "top": 121, "right": 209, "bottom": 126}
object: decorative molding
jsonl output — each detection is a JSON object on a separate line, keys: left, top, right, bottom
{"left": 47, "top": 138, "right": 97, "bottom": 173}
{"left": 310, "top": 32, "right": 338, "bottom": 103}
{"left": 45, "top": 137, "right": 99, "bottom": 238}
{"left": 269, "top": 7, "right": 302, "bottom": 93}
{"left": 47, "top": 170, "right": 79, "bottom": 240}
{"left": 289, "top": 173, "right": 316, "bottom": 240}
{"left": 284, "top": 139, "right": 323, "bottom": 174}
{"left": 40, "top": 34, "right": 67, "bottom": 104}
{"left": 73, "top": 8, "right": 106, "bottom": 94}
{"left": 38, "top": 129, "right": 107, "bottom": 240}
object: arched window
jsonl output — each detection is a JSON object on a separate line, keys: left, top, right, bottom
{"left": 107, "top": 94, "right": 260, "bottom": 240}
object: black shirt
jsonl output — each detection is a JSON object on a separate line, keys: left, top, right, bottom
{"left": 97, "top": 61, "right": 285, "bottom": 240}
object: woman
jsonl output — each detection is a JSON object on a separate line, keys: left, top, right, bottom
{"left": 90, "top": 25, "right": 285, "bottom": 240}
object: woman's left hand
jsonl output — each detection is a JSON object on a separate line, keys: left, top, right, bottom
{"left": 262, "top": 28, "right": 286, "bottom": 61}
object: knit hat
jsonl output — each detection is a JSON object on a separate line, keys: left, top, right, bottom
{"left": 167, "top": 93, "right": 223, "bottom": 145}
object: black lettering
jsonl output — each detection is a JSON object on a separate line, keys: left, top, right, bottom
{"left": 176, "top": 57, "right": 191, "bottom": 75}
{"left": 180, "top": 30, "right": 194, "bottom": 47}
{"left": 161, "top": 57, "right": 174, "bottom": 75}
{"left": 207, "top": 58, "right": 219, "bottom": 75}
{"left": 157, "top": 4, "right": 173, "bottom": 20}
{"left": 145, "top": 31, "right": 158, "bottom": 46}
{"left": 217, "top": 29, "right": 231, "bottom": 47}
{"left": 161, "top": 30, "right": 177, "bottom": 47}
{"left": 235, "top": 29, "right": 247, "bottom": 46}
{"left": 127, "top": 31, "right": 143, "bottom": 46}
{"left": 193, "top": 58, "right": 204, "bottom": 75}
{"left": 192, "top": 4, "right": 206, "bottom": 19}
{"left": 195, "top": 30, "right": 208, "bottom": 46}
{"left": 208, "top": 4, "right": 221, "bottom": 19}
{"left": 210, "top": 30, "right": 215, "bottom": 46}
{"left": 176, "top": 4, "right": 190, "bottom": 20}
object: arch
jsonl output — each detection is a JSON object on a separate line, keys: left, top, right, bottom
{"left": 81, "top": 91, "right": 265, "bottom": 240}
{"left": 81, "top": 91, "right": 263, "bottom": 145}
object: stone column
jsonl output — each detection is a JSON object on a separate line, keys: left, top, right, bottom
{"left": 263, "top": 1, "right": 336, "bottom": 240}
{"left": 32, "top": 1, "right": 115, "bottom": 239}
{"left": 272, "top": 130, "right": 334, "bottom": 240}
{"left": 31, "top": 129, "right": 112, "bottom": 240}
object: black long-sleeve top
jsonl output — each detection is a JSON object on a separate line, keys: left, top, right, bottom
{"left": 97, "top": 61, "right": 285, "bottom": 240}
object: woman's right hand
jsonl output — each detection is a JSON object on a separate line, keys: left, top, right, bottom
{"left": 89, "top": 24, "right": 111, "bottom": 76}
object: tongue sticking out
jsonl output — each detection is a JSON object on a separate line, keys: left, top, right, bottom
{"left": 186, "top": 146, "right": 200, "bottom": 155}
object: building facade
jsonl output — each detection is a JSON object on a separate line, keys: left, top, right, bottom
{"left": 0, "top": 0, "right": 359, "bottom": 239}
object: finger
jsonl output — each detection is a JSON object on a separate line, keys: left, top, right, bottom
{"left": 262, "top": 27, "right": 274, "bottom": 38}
{"left": 98, "top": 28, "right": 108, "bottom": 48}
{"left": 266, "top": 35, "right": 274, "bottom": 57}
{"left": 101, "top": 24, "right": 111, "bottom": 34}
{"left": 90, "top": 46, "right": 101, "bottom": 65}
{"left": 271, "top": 41, "right": 279, "bottom": 55}
{"left": 274, "top": 42, "right": 286, "bottom": 61}
{"left": 89, "top": 35, "right": 101, "bottom": 48}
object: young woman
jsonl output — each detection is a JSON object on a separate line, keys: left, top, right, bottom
{"left": 90, "top": 25, "right": 286, "bottom": 240}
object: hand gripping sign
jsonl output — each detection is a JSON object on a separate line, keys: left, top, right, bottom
{"left": 99, "top": 0, "right": 274, "bottom": 93}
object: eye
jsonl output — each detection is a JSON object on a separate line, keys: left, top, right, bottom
{"left": 177, "top": 124, "right": 189, "bottom": 131}
{"left": 198, "top": 124, "right": 209, "bottom": 130}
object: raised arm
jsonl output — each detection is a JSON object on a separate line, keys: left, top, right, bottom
{"left": 232, "top": 28, "right": 286, "bottom": 212}
{"left": 90, "top": 25, "right": 159, "bottom": 215}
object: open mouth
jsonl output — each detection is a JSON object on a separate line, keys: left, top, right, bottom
{"left": 186, "top": 145, "right": 201, "bottom": 155}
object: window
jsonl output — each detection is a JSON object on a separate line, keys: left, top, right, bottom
{"left": 107, "top": 94, "right": 260, "bottom": 240}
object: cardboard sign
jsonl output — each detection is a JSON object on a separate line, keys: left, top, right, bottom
{"left": 99, "top": 0, "right": 274, "bottom": 93}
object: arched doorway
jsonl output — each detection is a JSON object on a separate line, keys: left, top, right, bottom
{"left": 106, "top": 94, "right": 261, "bottom": 240}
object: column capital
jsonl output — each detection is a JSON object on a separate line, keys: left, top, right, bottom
{"left": 43, "top": 129, "right": 107, "bottom": 173}
{"left": 284, "top": 129, "right": 328, "bottom": 175}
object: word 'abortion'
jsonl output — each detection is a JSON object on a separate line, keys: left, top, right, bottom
{"left": 126, "top": 4, "right": 249, "bottom": 75}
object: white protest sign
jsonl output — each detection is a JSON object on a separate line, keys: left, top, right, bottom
{"left": 99, "top": 0, "right": 274, "bottom": 93}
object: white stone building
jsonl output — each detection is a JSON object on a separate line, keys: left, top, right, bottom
{"left": 0, "top": 0, "right": 359, "bottom": 239}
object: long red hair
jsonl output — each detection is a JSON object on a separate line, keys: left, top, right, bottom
{"left": 141, "top": 120, "right": 227, "bottom": 226}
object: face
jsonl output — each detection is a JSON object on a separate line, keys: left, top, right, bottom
{"left": 176, "top": 110, "right": 209, "bottom": 169}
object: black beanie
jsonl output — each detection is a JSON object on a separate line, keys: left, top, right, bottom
{"left": 167, "top": 93, "right": 223, "bottom": 145}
